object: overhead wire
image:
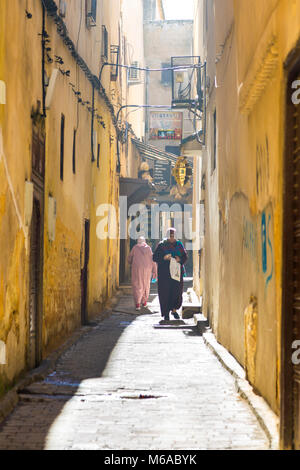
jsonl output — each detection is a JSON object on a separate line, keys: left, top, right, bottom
{"left": 75, "top": 0, "right": 83, "bottom": 131}
{"left": 101, "top": 62, "right": 204, "bottom": 73}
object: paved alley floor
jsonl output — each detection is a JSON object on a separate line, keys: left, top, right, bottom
{"left": 0, "top": 284, "right": 269, "bottom": 450}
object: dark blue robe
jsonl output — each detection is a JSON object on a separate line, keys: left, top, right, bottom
{"left": 153, "top": 240, "right": 188, "bottom": 319}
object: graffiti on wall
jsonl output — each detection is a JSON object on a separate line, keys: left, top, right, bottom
{"left": 242, "top": 216, "right": 257, "bottom": 260}
{"left": 261, "top": 209, "right": 273, "bottom": 290}
{"left": 256, "top": 136, "right": 270, "bottom": 196}
{"left": 242, "top": 207, "right": 274, "bottom": 291}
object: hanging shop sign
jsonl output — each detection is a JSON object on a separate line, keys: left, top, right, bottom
{"left": 149, "top": 111, "right": 183, "bottom": 140}
{"left": 153, "top": 160, "right": 171, "bottom": 187}
{"left": 172, "top": 157, "right": 192, "bottom": 187}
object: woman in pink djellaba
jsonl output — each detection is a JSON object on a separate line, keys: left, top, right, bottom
{"left": 128, "top": 237, "right": 157, "bottom": 310}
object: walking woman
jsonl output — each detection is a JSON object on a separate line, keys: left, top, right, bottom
{"left": 128, "top": 237, "right": 157, "bottom": 310}
{"left": 153, "top": 228, "right": 187, "bottom": 321}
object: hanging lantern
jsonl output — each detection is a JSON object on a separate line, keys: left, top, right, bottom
{"left": 172, "top": 157, "right": 192, "bottom": 187}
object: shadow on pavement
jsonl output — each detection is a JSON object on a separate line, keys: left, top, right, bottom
{"left": 0, "top": 277, "right": 196, "bottom": 450}
{"left": 0, "top": 310, "right": 138, "bottom": 450}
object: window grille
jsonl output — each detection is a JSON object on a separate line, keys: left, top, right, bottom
{"left": 101, "top": 25, "right": 109, "bottom": 61}
{"left": 86, "top": 0, "right": 97, "bottom": 27}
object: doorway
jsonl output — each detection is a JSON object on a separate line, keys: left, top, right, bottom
{"left": 119, "top": 238, "right": 126, "bottom": 284}
{"left": 29, "top": 197, "right": 43, "bottom": 368}
{"left": 29, "top": 120, "right": 45, "bottom": 368}
{"left": 81, "top": 219, "right": 90, "bottom": 325}
{"left": 281, "top": 58, "right": 300, "bottom": 449}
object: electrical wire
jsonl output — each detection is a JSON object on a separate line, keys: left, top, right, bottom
{"left": 99, "top": 61, "right": 204, "bottom": 83}
{"left": 102, "top": 62, "right": 204, "bottom": 73}
{"left": 116, "top": 104, "right": 174, "bottom": 123}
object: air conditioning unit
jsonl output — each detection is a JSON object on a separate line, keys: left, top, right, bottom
{"left": 86, "top": 0, "right": 97, "bottom": 28}
{"left": 59, "top": 0, "right": 66, "bottom": 18}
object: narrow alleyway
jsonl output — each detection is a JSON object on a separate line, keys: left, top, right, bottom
{"left": 0, "top": 282, "right": 269, "bottom": 450}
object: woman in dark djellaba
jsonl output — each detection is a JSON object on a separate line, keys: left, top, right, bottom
{"left": 153, "top": 228, "right": 188, "bottom": 321}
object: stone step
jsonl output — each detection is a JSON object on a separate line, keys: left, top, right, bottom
{"left": 153, "top": 319, "right": 195, "bottom": 330}
{"left": 182, "top": 291, "right": 202, "bottom": 318}
{"left": 194, "top": 313, "right": 209, "bottom": 334}
{"left": 118, "top": 285, "right": 132, "bottom": 295}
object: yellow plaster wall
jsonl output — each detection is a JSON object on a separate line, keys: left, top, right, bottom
{"left": 210, "top": 0, "right": 300, "bottom": 413}
{"left": 0, "top": 0, "right": 123, "bottom": 391}
{"left": 88, "top": 101, "right": 120, "bottom": 317}
{"left": 194, "top": 0, "right": 220, "bottom": 331}
{"left": 42, "top": 7, "right": 123, "bottom": 354}
{"left": 0, "top": 0, "right": 45, "bottom": 393}
{"left": 42, "top": 14, "right": 89, "bottom": 354}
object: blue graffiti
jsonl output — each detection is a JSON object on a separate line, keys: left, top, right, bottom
{"left": 266, "top": 214, "right": 273, "bottom": 288}
{"left": 243, "top": 217, "right": 257, "bottom": 259}
{"left": 261, "top": 212, "right": 267, "bottom": 273}
{"left": 261, "top": 211, "right": 273, "bottom": 290}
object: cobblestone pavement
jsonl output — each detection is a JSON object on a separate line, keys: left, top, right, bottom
{"left": 0, "top": 284, "right": 269, "bottom": 450}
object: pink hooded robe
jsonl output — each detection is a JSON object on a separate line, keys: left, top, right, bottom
{"left": 128, "top": 241, "right": 157, "bottom": 306}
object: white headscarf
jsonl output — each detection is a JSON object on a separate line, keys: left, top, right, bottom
{"left": 166, "top": 228, "right": 176, "bottom": 236}
{"left": 137, "top": 236, "right": 146, "bottom": 245}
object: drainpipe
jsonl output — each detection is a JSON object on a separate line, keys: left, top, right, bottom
{"left": 91, "top": 84, "right": 95, "bottom": 161}
{"left": 145, "top": 67, "right": 149, "bottom": 144}
{"left": 117, "top": 137, "right": 121, "bottom": 173}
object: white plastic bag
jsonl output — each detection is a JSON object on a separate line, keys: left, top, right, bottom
{"left": 169, "top": 257, "right": 181, "bottom": 282}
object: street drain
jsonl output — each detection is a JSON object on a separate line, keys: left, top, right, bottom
{"left": 121, "top": 394, "right": 164, "bottom": 400}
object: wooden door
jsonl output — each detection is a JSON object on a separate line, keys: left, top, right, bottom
{"left": 81, "top": 220, "right": 90, "bottom": 325}
{"left": 29, "top": 119, "right": 45, "bottom": 369}
{"left": 281, "top": 62, "right": 300, "bottom": 449}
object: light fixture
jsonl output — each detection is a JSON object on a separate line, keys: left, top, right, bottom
{"left": 44, "top": 70, "right": 50, "bottom": 87}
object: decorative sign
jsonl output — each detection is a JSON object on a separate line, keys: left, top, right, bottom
{"left": 153, "top": 160, "right": 171, "bottom": 187}
{"left": 172, "top": 157, "right": 192, "bottom": 187}
{"left": 149, "top": 111, "right": 183, "bottom": 140}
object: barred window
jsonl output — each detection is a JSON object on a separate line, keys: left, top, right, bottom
{"left": 86, "top": 0, "right": 97, "bottom": 27}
